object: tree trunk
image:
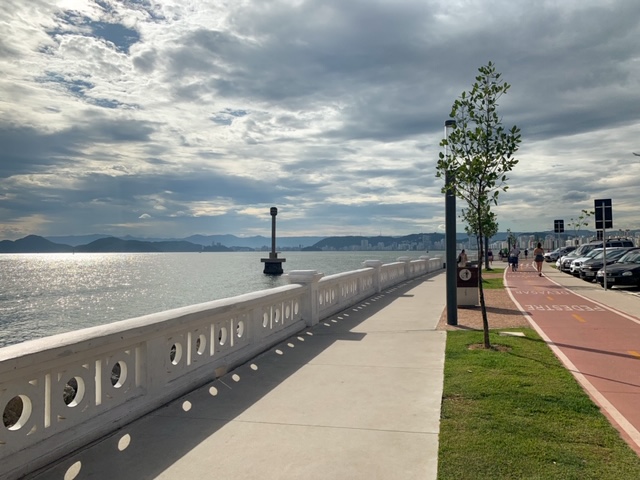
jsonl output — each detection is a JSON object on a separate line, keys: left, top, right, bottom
{"left": 477, "top": 232, "right": 491, "bottom": 349}
{"left": 484, "top": 236, "right": 490, "bottom": 270}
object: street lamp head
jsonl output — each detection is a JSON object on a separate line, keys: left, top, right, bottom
{"left": 445, "top": 120, "right": 456, "bottom": 128}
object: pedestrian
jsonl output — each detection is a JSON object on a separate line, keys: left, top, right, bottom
{"left": 487, "top": 249, "right": 493, "bottom": 266}
{"left": 524, "top": 249, "right": 529, "bottom": 259}
{"left": 509, "top": 245, "right": 520, "bottom": 272}
{"left": 457, "top": 249, "right": 468, "bottom": 267}
{"left": 533, "top": 242, "right": 545, "bottom": 276}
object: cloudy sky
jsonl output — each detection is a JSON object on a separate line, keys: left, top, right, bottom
{"left": 1, "top": 0, "right": 639, "bottom": 241}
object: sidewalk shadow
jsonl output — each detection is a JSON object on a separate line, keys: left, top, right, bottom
{"left": 30, "top": 271, "right": 444, "bottom": 480}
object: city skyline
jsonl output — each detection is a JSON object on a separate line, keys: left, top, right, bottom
{"left": 2, "top": 1, "right": 640, "bottom": 240}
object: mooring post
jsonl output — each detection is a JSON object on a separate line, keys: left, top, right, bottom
{"left": 261, "top": 206, "right": 286, "bottom": 275}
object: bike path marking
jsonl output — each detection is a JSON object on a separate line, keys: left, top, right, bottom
{"left": 504, "top": 266, "right": 640, "bottom": 453}
{"left": 572, "top": 313, "right": 586, "bottom": 323}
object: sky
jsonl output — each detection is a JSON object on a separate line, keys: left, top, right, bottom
{"left": 1, "top": 0, "right": 639, "bottom": 241}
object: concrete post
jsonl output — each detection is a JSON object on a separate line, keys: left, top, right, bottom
{"left": 284, "top": 270, "right": 324, "bottom": 327}
{"left": 362, "top": 260, "right": 383, "bottom": 293}
{"left": 397, "top": 256, "right": 411, "bottom": 280}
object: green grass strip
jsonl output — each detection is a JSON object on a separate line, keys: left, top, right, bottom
{"left": 481, "top": 276, "right": 504, "bottom": 289}
{"left": 438, "top": 329, "right": 640, "bottom": 479}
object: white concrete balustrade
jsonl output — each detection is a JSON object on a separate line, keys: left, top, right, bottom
{"left": 0, "top": 256, "right": 443, "bottom": 480}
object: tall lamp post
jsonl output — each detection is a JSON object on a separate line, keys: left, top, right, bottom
{"left": 444, "top": 120, "right": 457, "bottom": 325}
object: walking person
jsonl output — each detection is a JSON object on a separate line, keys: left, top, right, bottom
{"left": 509, "top": 245, "right": 520, "bottom": 272}
{"left": 533, "top": 242, "right": 545, "bottom": 276}
{"left": 487, "top": 249, "right": 494, "bottom": 267}
{"left": 457, "top": 249, "right": 468, "bottom": 267}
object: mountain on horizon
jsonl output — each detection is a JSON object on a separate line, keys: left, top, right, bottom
{"left": 0, "top": 235, "right": 74, "bottom": 253}
{"left": 44, "top": 233, "right": 326, "bottom": 249}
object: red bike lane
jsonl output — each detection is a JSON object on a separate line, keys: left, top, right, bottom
{"left": 504, "top": 262, "right": 640, "bottom": 455}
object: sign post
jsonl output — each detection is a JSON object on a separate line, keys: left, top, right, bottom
{"left": 594, "top": 199, "right": 613, "bottom": 290}
{"left": 554, "top": 219, "right": 564, "bottom": 249}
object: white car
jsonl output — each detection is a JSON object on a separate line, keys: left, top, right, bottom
{"left": 569, "top": 248, "right": 605, "bottom": 275}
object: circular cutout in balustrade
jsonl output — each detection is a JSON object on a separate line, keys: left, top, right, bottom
{"left": 64, "top": 376, "right": 86, "bottom": 407}
{"left": 196, "top": 334, "right": 207, "bottom": 355}
{"left": 170, "top": 343, "right": 183, "bottom": 365}
{"left": 110, "top": 361, "right": 128, "bottom": 388}
{"left": 218, "top": 326, "right": 228, "bottom": 345}
{"left": 236, "top": 321, "right": 245, "bottom": 338}
{"left": 3, "top": 394, "right": 32, "bottom": 430}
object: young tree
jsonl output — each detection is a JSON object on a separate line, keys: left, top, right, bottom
{"left": 568, "top": 209, "right": 594, "bottom": 244}
{"left": 436, "top": 62, "right": 521, "bottom": 349}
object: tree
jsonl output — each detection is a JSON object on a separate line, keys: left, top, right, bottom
{"left": 568, "top": 209, "right": 594, "bottom": 244}
{"left": 436, "top": 62, "right": 521, "bottom": 349}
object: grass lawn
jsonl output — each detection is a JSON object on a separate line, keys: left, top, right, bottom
{"left": 438, "top": 330, "right": 640, "bottom": 479}
{"left": 481, "top": 266, "right": 504, "bottom": 289}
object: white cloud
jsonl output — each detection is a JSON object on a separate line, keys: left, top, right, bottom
{"left": 1, "top": 0, "right": 639, "bottom": 240}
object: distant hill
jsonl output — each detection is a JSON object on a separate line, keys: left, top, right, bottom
{"left": 74, "top": 238, "right": 227, "bottom": 253}
{"left": 0, "top": 235, "right": 73, "bottom": 253}
{"left": 0, "top": 235, "right": 234, "bottom": 253}
{"left": 43, "top": 233, "right": 325, "bottom": 249}
{"left": 183, "top": 234, "right": 325, "bottom": 249}
{"left": 75, "top": 237, "right": 162, "bottom": 253}
{"left": 43, "top": 234, "right": 111, "bottom": 247}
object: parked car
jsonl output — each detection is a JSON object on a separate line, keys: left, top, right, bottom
{"left": 579, "top": 248, "right": 631, "bottom": 281}
{"left": 596, "top": 248, "right": 640, "bottom": 288}
{"left": 569, "top": 248, "right": 606, "bottom": 276}
{"left": 545, "top": 246, "right": 576, "bottom": 262}
{"left": 558, "top": 244, "right": 595, "bottom": 272}
{"left": 558, "top": 251, "right": 581, "bottom": 272}
{"left": 559, "top": 240, "right": 635, "bottom": 273}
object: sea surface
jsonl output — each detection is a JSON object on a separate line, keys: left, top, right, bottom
{"left": 0, "top": 251, "right": 441, "bottom": 348}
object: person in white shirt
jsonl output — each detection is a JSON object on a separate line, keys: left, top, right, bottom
{"left": 509, "top": 246, "right": 520, "bottom": 271}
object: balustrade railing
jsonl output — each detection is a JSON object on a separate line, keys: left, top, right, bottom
{"left": 0, "top": 256, "right": 442, "bottom": 479}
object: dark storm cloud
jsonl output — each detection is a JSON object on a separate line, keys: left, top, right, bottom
{"left": 0, "top": 117, "right": 156, "bottom": 179}
{"left": 0, "top": 125, "right": 81, "bottom": 177}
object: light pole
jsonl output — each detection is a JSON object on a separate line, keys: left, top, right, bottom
{"left": 444, "top": 120, "right": 457, "bottom": 325}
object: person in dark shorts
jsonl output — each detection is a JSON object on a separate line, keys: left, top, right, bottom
{"left": 509, "top": 245, "right": 520, "bottom": 272}
{"left": 533, "top": 242, "right": 545, "bottom": 276}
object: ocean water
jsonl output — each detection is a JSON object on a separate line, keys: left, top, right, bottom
{"left": 0, "top": 251, "right": 440, "bottom": 347}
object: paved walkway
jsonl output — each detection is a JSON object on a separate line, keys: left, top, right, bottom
{"left": 506, "top": 259, "right": 640, "bottom": 455}
{"left": 30, "top": 272, "right": 448, "bottom": 480}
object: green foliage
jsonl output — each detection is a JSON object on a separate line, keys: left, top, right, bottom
{"left": 568, "top": 209, "right": 595, "bottom": 237}
{"left": 439, "top": 330, "right": 640, "bottom": 479}
{"left": 436, "top": 61, "right": 521, "bottom": 230}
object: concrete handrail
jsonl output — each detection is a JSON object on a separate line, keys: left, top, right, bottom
{"left": 0, "top": 256, "right": 443, "bottom": 479}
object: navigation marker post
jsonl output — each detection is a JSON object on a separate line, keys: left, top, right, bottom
{"left": 261, "top": 207, "right": 286, "bottom": 275}
{"left": 594, "top": 199, "right": 613, "bottom": 290}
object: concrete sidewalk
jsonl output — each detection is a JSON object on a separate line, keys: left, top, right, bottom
{"left": 30, "top": 272, "right": 448, "bottom": 480}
